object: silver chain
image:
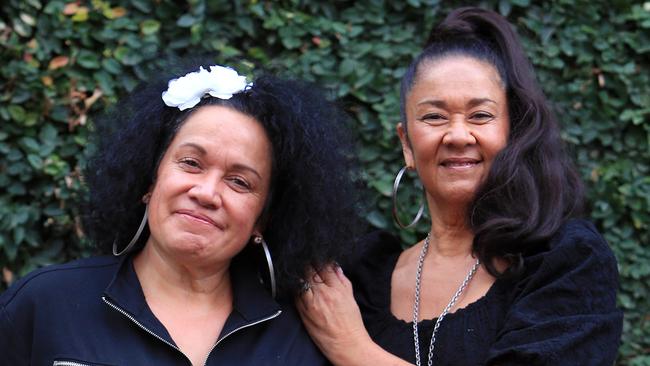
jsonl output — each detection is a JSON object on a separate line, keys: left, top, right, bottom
{"left": 412, "top": 233, "right": 480, "bottom": 366}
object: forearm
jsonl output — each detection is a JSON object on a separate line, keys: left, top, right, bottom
{"left": 297, "top": 266, "right": 413, "bottom": 366}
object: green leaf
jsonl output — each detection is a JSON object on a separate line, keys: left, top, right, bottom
{"left": 20, "top": 137, "right": 40, "bottom": 152}
{"left": 131, "top": 0, "right": 151, "bottom": 12}
{"left": 94, "top": 70, "right": 115, "bottom": 95}
{"left": 3, "top": 236, "right": 19, "bottom": 261}
{"left": 39, "top": 124, "right": 58, "bottom": 142}
{"left": 366, "top": 210, "right": 389, "bottom": 229}
{"left": 498, "top": 0, "right": 512, "bottom": 16}
{"left": 71, "top": 7, "right": 89, "bottom": 22}
{"left": 77, "top": 50, "right": 100, "bottom": 69}
{"left": 236, "top": 17, "right": 255, "bottom": 36}
{"left": 140, "top": 19, "right": 161, "bottom": 35}
{"left": 101, "top": 58, "right": 122, "bottom": 74}
{"left": 13, "top": 227, "right": 25, "bottom": 246}
{"left": 27, "top": 154, "right": 43, "bottom": 169}
{"left": 8, "top": 105, "right": 26, "bottom": 121}
{"left": 340, "top": 59, "right": 356, "bottom": 76}
{"left": 177, "top": 14, "right": 197, "bottom": 28}
{"left": 7, "top": 183, "right": 26, "bottom": 195}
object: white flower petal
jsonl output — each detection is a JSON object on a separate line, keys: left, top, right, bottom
{"left": 178, "top": 97, "right": 201, "bottom": 111}
{"left": 161, "top": 64, "right": 249, "bottom": 110}
{"left": 207, "top": 91, "right": 234, "bottom": 99}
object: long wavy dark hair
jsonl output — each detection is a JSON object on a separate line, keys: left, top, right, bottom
{"left": 83, "top": 62, "right": 361, "bottom": 296}
{"left": 400, "top": 7, "right": 584, "bottom": 277}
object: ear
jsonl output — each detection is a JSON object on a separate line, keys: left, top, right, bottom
{"left": 143, "top": 184, "right": 155, "bottom": 204}
{"left": 253, "top": 208, "right": 269, "bottom": 239}
{"left": 249, "top": 228, "right": 263, "bottom": 245}
{"left": 397, "top": 122, "right": 415, "bottom": 168}
{"left": 251, "top": 226, "right": 263, "bottom": 240}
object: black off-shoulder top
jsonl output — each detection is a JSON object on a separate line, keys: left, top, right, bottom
{"left": 348, "top": 220, "right": 623, "bottom": 365}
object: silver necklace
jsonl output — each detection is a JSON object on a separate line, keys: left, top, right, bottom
{"left": 412, "top": 234, "right": 480, "bottom": 366}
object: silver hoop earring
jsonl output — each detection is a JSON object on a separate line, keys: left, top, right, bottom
{"left": 392, "top": 166, "right": 425, "bottom": 229}
{"left": 254, "top": 236, "right": 277, "bottom": 299}
{"left": 112, "top": 205, "right": 148, "bottom": 256}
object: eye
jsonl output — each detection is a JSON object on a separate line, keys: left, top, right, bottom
{"left": 178, "top": 158, "right": 201, "bottom": 171}
{"left": 421, "top": 113, "right": 447, "bottom": 125}
{"left": 470, "top": 112, "right": 494, "bottom": 123}
{"left": 227, "top": 176, "right": 252, "bottom": 192}
{"left": 422, "top": 113, "right": 444, "bottom": 120}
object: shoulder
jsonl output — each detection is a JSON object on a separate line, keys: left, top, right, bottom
{"left": 549, "top": 219, "right": 609, "bottom": 251}
{"left": 0, "top": 256, "right": 119, "bottom": 308}
{"left": 263, "top": 300, "right": 329, "bottom": 364}
{"left": 487, "top": 220, "right": 623, "bottom": 363}
{"left": 346, "top": 231, "right": 402, "bottom": 315}
{"left": 355, "top": 230, "right": 403, "bottom": 262}
{"left": 346, "top": 230, "right": 402, "bottom": 281}
{"left": 534, "top": 219, "right": 616, "bottom": 270}
{"left": 516, "top": 218, "right": 619, "bottom": 306}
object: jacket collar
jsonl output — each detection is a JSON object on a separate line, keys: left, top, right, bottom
{"left": 103, "top": 252, "right": 281, "bottom": 344}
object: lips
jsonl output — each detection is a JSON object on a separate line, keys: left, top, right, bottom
{"left": 440, "top": 157, "right": 481, "bottom": 168}
{"left": 175, "top": 209, "right": 223, "bottom": 229}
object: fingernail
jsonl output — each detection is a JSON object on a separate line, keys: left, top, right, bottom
{"left": 313, "top": 272, "right": 323, "bottom": 283}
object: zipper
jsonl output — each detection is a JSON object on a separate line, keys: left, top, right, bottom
{"left": 52, "top": 361, "right": 113, "bottom": 366}
{"left": 102, "top": 296, "right": 192, "bottom": 365}
{"left": 103, "top": 296, "right": 282, "bottom": 366}
{"left": 202, "top": 309, "right": 282, "bottom": 366}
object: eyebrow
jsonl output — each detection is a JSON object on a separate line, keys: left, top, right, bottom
{"left": 179, "top": 142, "right": 207, "bottom": 155}
{"left": 467, "top": 98, "right": 497, "bottom": 108}
{"left": 231, "top": 163, "right": 263, "bottom": 180}
{"left": 177, "top": 142, "right": 262, "bottom": 180}
{"left": 417, "top": 98, "right": 498, "bottom": 108}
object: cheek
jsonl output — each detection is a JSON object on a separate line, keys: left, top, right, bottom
{"left": 146, "top": 186, "right": 169, "bottom": 230}
{"left": 485, "top": 129, "right": 509, "bottom": 159}
{"left": 152, "top": 165, "right": 194, "bottom": 196}
{"left": 408, "top": 128, "right": 442, "bottom": 159}
{"left": 147, "top": 172, "right": 186, "bottom": 219}
{"left": 227, "top": 194, "right": 266, "bottom": 225}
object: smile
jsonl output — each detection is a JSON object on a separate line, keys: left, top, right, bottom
{"left": 440, "top": 158, "right": 481, "bottom": 168}
{"left": 175, "top": 210, "right": 223, "bottom": 229}
{"left": 442, "top": 161, "right": 478, "bottom": 168}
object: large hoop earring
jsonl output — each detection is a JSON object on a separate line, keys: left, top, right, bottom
{"left": 392, "top": 166, "right": 425, "bottom": 229}
{"left": 112, "top": 205, "right": 148, "bottom": 256}
{"left": 254, "top": 236, "right": 277, "bottom": 299}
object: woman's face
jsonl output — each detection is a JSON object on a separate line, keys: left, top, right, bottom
{"left": 398, "top": 55, "right": 510, "bottom": 208}
{"left": 146, "top": 105, "right": 272, "bottom": 266}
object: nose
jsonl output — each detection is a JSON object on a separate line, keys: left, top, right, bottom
{"left": 188, "top": 178, "right": 223, "bottom": 209}
{"left": 442, "top": 117, "right": 476, "bottom": 147}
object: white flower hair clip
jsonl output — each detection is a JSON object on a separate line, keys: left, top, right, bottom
{"left": 161, "top": 65, "right": 251, "bottom": 111}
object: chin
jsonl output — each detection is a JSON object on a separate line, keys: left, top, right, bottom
{"left": 436, "top": 185, "right": 478, "bottom": 205}
{"left": 167, "top": 234, "right": 213, "bottom": 255}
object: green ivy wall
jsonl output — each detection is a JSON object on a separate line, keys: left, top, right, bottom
{"left": 1, "top": 0, "right": 648, "bottom": 363}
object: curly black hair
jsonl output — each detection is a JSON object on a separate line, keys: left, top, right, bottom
{"left": 83, "top": 62, "right": 361, "bottom": 296}
{"left": 400, "top": 7, "right": 585, "bottom": 277}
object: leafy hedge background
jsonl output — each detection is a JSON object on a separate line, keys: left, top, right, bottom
{"left": 1, "top": 0, "right": 648, "bottom": 363}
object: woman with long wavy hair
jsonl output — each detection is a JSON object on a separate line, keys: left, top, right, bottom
{"left": 298, "top": 7, "right": 623, "bottom": 365}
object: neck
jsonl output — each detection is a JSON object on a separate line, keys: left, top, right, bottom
{"left": 426, "top": 196, "right": 474, "bottom": 258}
{"left": 133, "top": 242, "right": 233, "bottom": 305}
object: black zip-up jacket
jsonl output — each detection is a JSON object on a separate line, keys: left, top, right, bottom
{"left": 0, "top": 254, "right": 328, "bottom": 365}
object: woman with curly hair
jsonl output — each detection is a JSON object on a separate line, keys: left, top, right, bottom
{"left": 298, "top": 7, "right": 623, "bottom": 365}
{"left": 0, "top": 63, "right": 359, "bottom": 365}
